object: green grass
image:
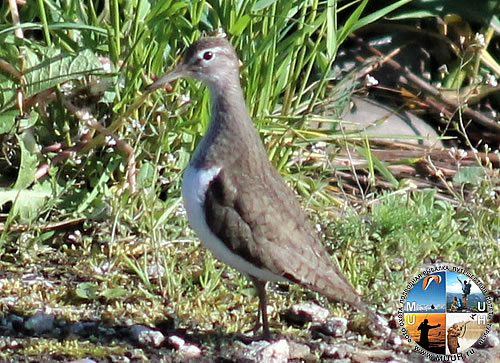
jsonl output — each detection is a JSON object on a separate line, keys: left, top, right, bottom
{"left": 0, "top": 0, "right": 498, "bottom": 360}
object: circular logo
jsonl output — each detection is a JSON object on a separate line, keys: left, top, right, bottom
{"left": 398, "top": 266, "right": 493, "bottom": 359}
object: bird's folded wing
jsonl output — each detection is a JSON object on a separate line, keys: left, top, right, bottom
{"left": 203, "top": 165, "right": 377, "bottom": 326}
{"left": 203, "top": 167, "right": 349, "bottom": 289}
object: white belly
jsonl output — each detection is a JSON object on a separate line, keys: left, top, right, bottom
{"left": 182, "top": 165, "right": 285, "bottom": 282}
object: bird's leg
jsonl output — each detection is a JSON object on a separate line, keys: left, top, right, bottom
{"left": 248, "top": 276, "right": 270, "bottom": 339}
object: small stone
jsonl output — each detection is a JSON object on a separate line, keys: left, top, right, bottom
{"left": 168, "top": 334, "right": 201, "bottom": 359}
{"left": 130, "top": 325, "right": 165, "bottom": 348}
{"left": 351, "top": 349, "right": 397, "bottom": 362}
{"left": 7, "top": 313, "right": 25, "bottom": 332}
{"left": 318, "top": 316, "right": 348, "bottom": 337}
{"left": 68, "top": 321, "right": 99, "bottom": 338}
{"left": 238, "top": 339, "right": 290, "bottom": 363}
{"left": 259, "top": 339, "right": 289, "bottom": 363}
{"left": 0, "top": 338, "right": 22, "bottom": 350}
{"left": 320, "top": 342, "right": 353, "bottom": 359}
{"left": 110, "top": 355, "right": 130, "bottom": 363}
{"left": 24, "top": 311, "right": 55, "bottom": 334}
{"left": 287, "top": 340, "right": 312, "bottom": 361}
{"left": 287, "top": 302, "right": 330, "bottom": 324}
{"left": 147, "top": 264, "right": 166, "bottom": 279}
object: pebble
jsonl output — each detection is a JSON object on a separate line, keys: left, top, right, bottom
{"left": 320, "top": 342, "right": 353, "bottom": 359}
{"left": 130, "top": 324, "right": 165, "bottom": 348}
{"left": 284, "top": 302, "right": 330, "bottom": 327}
{"left": 168, "top": 334, "right": 201, "bottom": 359}
{"left": 317, "top": 316, "right": 348, "bottom": 337}
{"left": 287, "top": 340, "right": 312, "bottom": 361}
{"left": 237, "top": 339, "right": 290, "bottom": 363}
{"left": 24, "top": 311, "right": 55, "bottom": 334}
{"left": 67, "top": 321, "right": 99, "bottom": 338}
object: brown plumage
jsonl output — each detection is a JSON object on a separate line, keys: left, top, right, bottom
{"left": 148, "top": 36, "right": 385, "bottom": 338}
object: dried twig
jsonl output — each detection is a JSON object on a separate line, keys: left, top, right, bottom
{"left": 62, "top": 99, "right": 137, "bottom": 193}
{"left": 352, "top": 36, "right": 500, "bottom": 134}
{"left": 0, "top": 217, "right": 85, "bottom": 233}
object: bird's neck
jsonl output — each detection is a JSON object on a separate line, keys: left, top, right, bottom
{"left": 191, "top": 77, "right": 267, "bottom": 169}
{"left": 208, "top": 77, "right": 250, "bottom": 130}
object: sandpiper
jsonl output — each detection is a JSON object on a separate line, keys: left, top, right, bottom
{"left": 148, "top": 36, "right": 385, "bottom": 338}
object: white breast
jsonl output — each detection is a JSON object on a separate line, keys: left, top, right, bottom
{"left": 182, "top": 165, "right": 285, "bottom": 282}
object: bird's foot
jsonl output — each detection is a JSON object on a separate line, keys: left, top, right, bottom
{"left": 234, "top": 322, "right": 272, "bottom": 342}
{"left": 234, "top": 333, "right": 272, "bottom": 343}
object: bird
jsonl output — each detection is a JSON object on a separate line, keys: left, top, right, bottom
{"left": 147, "top": 35, "right": 385, "bottom": 338}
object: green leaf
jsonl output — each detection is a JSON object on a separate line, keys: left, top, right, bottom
{"left": 13, "top": 131, "right": 40, "bottom": 190}
{"left": 229, "top": 15, "right": 251, "bottom": 36}
{"left": 351, "top": 0, "right": 413, "bottom": 33}
{"left": 337, "top": 0, "right": 369, "bottom": 46}
{"left": 23, "top": 47, "right": 104, "bottom": 99}
{"left": 357, "top": 144, "right": 399, "bottom": 187}
{"left": 100, "top": 287, "right": 127, "bottom": 300}
{"left": 0, "top": 110, "right": 18, "bottom": 134}
{"left": 0, "top": 187, "right": 51, "bottom": 221}
{"left": 326, "top": 0, "right": 337, "bottom": 58}
{"left": 75, "top": 282, "right": 99, "bottom": 300}
{"left": 252, "top": 0, "right": 278, "bottom": 11}
{"left": 137, "top": 161, "right": 156, "bottom": 189}
{"left": 453, "top": 166, "right": 485, "bottom": 184}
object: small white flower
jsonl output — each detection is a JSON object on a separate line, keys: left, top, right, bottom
{"left": 180, "top": 94, "right": 191, "bottom": 104}
{"left": 61, "top": 83, "right": 73, "bottom": 94}
{"left": 130, "top": 118, "right": 145, "bottom": 131}
{"left": 166, "top": 153, "right": 176, "bottom": 163}
{"left": 105, "top": 135, "right": 117, "bottom": 146}
{"left": 99, "top": 56, "right": 113, "bottom": 73}
{"left": 485, "top": 73, "right": 498, "bottom": 87}
{"left": 364, "top": 74, "right": 379, "bottom": 86}
{"left": 448, "top": 147, "right": 467, "bottom": 161}
{"left": 159, "top": 176, "right": 170, "bottom": 185}
{"left": 67, "top": 230, "right": 82, "bottom": 243}
{"left": 438, "top": 64, "right": 448, "bottom": 78}
{"left": 474, "top": 33, "right": 485, "bottom": 47}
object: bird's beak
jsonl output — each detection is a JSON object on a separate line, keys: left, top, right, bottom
{"left": 146, "top": 63, "right": 188, "bottom": 92}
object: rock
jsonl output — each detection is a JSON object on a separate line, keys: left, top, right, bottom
{"left": 168, "top": 334, "right": 201, "bottom": 359}
{"left": 287, "top": 340, "right": 312, "bottom": 361}
{"left": 130, "top": 324, "right": 165, "bottom": 348}
{"left": 24, "top": 311, "right": 55, "bottom": 334}
{"left": 309, "top": 96, "right": 443, "bottom": 147}
{"left": 236, "top": 339, "right": 290, "bottom": 363}
{"left": 6, "top": 313, "right": 24, "bottom": 332}
{"left": 351, "top": 349, "right": 397, "bottom": 362}
{"left": 317, "top": 316, "right": 348, "bottom": 337}
{"left": 67, "top": 321, "right": 99, "bottom": 338}
{"left": 287, "top": 302, "right": 330, "bottom": 325}
{"left": 320, "top": 342, "right": 354, "bottom": 359}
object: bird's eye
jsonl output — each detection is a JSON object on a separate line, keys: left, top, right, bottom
{"left": 203, "top": 51, "right": 213, "bottom": 60}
